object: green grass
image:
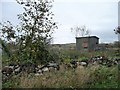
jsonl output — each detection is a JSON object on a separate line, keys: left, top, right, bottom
{"left": 2, "top": 48, "right": 119, "bottom": 88}
{"left": 89, "top": 65, "right": 118, "bottom": 88}
{"left": 2, "top": 65, "right": 118, "bottom": 88}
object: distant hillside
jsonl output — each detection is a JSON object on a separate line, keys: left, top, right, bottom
{"left": 49, "top": 42, "right": 118, "bottom": 51}
{"left": 50, "top": 43, "right": 76, "bottom": 50}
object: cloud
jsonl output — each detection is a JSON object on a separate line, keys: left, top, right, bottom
{"left": 1, "top": 0, "right": 16, "bottom": 2}
{"left": 0, "top": 3, "right": 2, "bottom": 22}
{"left": 1, "top": 2, "right": 23, "bottom": 25}
{"left": 52, "top": 2, "right": 118, "bottom": 44}
{"left": 1, "top": 0, "right": 118, "bottom": 44}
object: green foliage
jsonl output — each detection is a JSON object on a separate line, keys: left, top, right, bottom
{"left": 93, "top": 81, "right": 118, "bottom": 88}
{"left": 2, "top": 78, "right": 19, "bottom": 88}
{"left": 78, "top": 57, "right": 89, "bottom": 61}
{"left": 62, "top": 50, "right": 79, "bottom": 60}
{"left": 0, "top": 0, "right": 57, "bottom": 65}
{"left": 90, "top": 66, "right": 118, "bottom": 88}
{"left": 64, "top": 58, "right": 71, "bottom": 63}
{"left": 0, "top": 39, "right": 11, "bottom": 57}
{"left": 48, "top": 50, "right": 62, "bottom": 63}
{"left": 2, "top": 81, "right": 14, "bottom": 88}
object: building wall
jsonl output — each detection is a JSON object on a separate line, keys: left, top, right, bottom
{"left": 89, "top": 37, "right": 99, "bottom": 51}
{"left": 76, "top": 38, "right": 83, "bottom": 51}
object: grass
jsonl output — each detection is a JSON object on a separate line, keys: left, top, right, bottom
{"left": 2, "top": 49, "right": 119, "bottom": 88}
{"left": 88, "top": 65, "right": 118, "bottom": 88}
{"left": 2, "top": 64, "right": 118, "bottom": 88}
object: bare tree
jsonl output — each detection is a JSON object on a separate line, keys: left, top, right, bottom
{"left": 71, "top": 25, "right": 91, "bottom": 37}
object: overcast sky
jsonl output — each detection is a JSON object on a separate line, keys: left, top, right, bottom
{"left": 0, "top": 0, "right": 119, "bottom": 44}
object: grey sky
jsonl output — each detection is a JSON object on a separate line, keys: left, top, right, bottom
{"left": 0, "top": 0, "right": 119, "bottom": 44}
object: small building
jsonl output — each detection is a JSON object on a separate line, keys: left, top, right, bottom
{"left": 76, "top": 36, "right": 99, "bottom": 52}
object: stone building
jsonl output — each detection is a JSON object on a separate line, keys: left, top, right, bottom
{"left": 76, "top": 36, "right": 99, "bottom": 52}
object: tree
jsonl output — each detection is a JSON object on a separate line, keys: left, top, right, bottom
{"left": 0, "top": 0, "right": 57, "bottom": 65}
{"left": 114, "top": 26, "right": 120, "bottom": 42}
{"left": 71, "top": 25, "right": 91, "bottom": 37}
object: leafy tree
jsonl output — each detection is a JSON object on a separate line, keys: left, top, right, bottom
{"left": 0, "top": 0, "right": 57, "bottom": 65}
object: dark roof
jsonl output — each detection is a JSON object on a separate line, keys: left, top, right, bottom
{"left": 76, "top": 36, "right": 99, "bottom": 39}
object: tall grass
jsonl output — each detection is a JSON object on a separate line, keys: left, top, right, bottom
{"left": 2, "top": 65, "right": 118, "bottom": 88}
{"left": 2, "top": 49, "right": 119, "bottom": 88}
